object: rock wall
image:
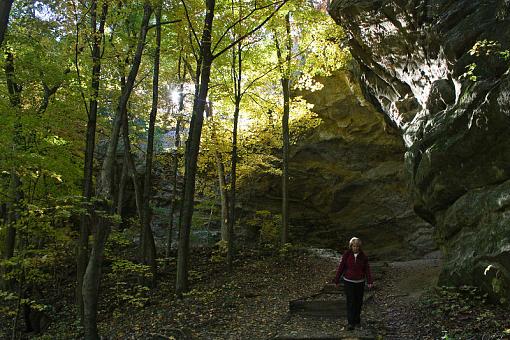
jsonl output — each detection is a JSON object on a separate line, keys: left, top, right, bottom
{"left": 328, "top": 0, "right": 510, "bottom": 302}
{"left": 240, "top": 70, "right": 435, "bottom": 260}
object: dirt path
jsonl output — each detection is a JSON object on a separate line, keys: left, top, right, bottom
{"left": 273, "top": 251, "right": 508, "bottom": 340}
{"left": 271, "top": 253, "right": 443, "bottom": 340}
{"left": 364, "top": 257, "right": 442, "bottom": 339}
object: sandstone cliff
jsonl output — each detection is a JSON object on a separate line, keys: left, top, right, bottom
{"left": 241, "top": 70, "right": 435, "bottom": 260}
{"left": 329, "top": 0, "right": 510, "bottom": 302}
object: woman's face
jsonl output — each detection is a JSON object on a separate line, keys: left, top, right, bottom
{"left": 351, "top": 242, "right": 360, "bottom": 253}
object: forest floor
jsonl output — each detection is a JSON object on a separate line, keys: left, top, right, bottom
{"left": 4, "top": 246, "right": 510, "bottom": 339}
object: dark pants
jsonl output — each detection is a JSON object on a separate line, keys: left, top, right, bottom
{"left": 343, "top": 279, "right": 365, "bottom": 326}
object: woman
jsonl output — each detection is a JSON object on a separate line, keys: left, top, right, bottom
{"left": 332, "top": 237, "right": 373, "bottom": 330}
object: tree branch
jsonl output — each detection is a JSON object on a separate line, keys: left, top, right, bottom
{"left": 181, "top": 0, "right": 200, "bottom": 48}
{"left": 213, "top": 0, "right": 289, "bottom": 59}
{"left": 241, "top": 63, "right": 280, "bottom": 96}
{"left": 71, "top": 0, "right": 90, "bottom": 117}
{"left": 148, "top": 19, "right": 181, "bottom": 30}
{"left": 212, "top": 1, "right": 278, "bottom": 54}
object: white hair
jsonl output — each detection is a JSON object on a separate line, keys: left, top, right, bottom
{"left": 349, "top": 237, "right": 362, "bottom": 247}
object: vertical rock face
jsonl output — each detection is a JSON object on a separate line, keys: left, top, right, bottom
{"left": 329, "top": 0, "right": 510, "bottom": 302}
{"left": 241, "top": 70, "right": 435, "bottom": 260}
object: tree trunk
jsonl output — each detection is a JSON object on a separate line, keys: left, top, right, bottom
{"left": 77, "top": 1, "right": 108, "bottom": 324}
{"left": 216, "top": 152, "right": 229, "bottom": 241}
{"left": 82, "top": 5, "right": 152, "bottom": 339}
{"left": 141, "top": 5, "right": 161, "bottom": 287}
{"left": 116, "top": 155, "right": 128, "bottom": 216}
{"left": 5, "top": 173, "right": 21, "bottom": 257}
{"left": 0, "top": 0, "right": 13, "bottom": 46}
{"left": 205, "top": 102, "right": 229, "bottom": 242}
{"left": 166, "top": 117, "right": 181, "bottom": 258}
{"left": 166, "top": 59, "right": 186, "bottom": 258}
{"left": 121, "top": 111, "right": 143, "bottom": 223}
{"left": 2, "top": 50, "right": 22, "bottom": 291}
{"left": 82, "top": 208, "right": 109, "bottom": 340}
{"left": 227, "top": 40, "right": 242, "bottom": 271}
{"left": 1, "top": 173, "right": 21, "bottom": 291}
{"left": 117, "top": 77, "right": 144, "bottom": 224}
{"left": 274, "top": 12, "right": 291, "bottom": 245}
{"left": 176, "top": 0, "right": 216, "bottom": 296}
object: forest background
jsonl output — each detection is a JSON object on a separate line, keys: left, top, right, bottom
{"left": 0, "top": 0, "right": 350, "bottom": 338}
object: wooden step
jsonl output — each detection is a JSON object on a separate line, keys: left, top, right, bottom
{"left": 274, "top": 336, "right": 375, "bottom": 340}
{"left": 289, "top": 291, "right": 374, "bottom": 318}
{"left": 322, "top": 283, "right": 379, "bottom": 294}
{"left": 289, "top": 299, "right": 346, "bottom": 317}
{"left": 273, "top": 330, "right": 376, "bottom": 340}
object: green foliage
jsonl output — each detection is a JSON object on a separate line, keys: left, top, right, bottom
{"left": 469, "top": 39, "right": 501, "bottom": 57}
{"left": 0, "top": 193, "right": 76, "bottom": 304}
{"left": 105, "top": 259, "right": 151, "bottom": 308}
{"left": 105, "top": 228, "right": 138, "bottom": 261}
{"left": 0, "top": 290, "right": 18, "bottom": 318}
{"left": 210, "top": 240, "right": 228, "bottom": 264}
{"left": 245, "top": 210, "right": 282, "bottom": 246}
{"left": 462, "top": 63, "right": 478, "bottom": 82}
{"left": 278, "top": 242, "right": 294, "bottom": 257}
{"left": 182, "top": 286, "right": 222, "bottom": 303}
{"left": 462, "top": 39, "right": 510, "bottom": 81}
{"left": 0, "top": 0, "right": 349, "bottom": 335}
{"left": 101, "top": 229, "right": 153, "bottom": 311}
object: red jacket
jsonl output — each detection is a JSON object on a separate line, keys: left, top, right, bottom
{"left": 333, "top": 250, "right": 373, "bottom": 284}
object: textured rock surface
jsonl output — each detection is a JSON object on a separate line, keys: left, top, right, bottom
{"left": 328, "top": 0, "right": 510, "bottom": 302}
{"left": 240, "top": 71, "right": 434, "bottom": 259}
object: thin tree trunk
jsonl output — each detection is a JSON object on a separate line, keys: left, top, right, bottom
{"left": 281, "top": 82, "right": 290, "bottom": 245}
{"left": 116, "top": 155, "right": 128, "bottom": 215}
{"left": 227, "top": 35, "right": 242, "bottom": 271}
{"left": 2, "top": 50, "right": 22, "bottom": 290}
{"left": 176, "top": 0, "right": 215, "bottom": 296}
{"left": 0, "top": 0, "right": 13, "bottom": 47}
{"left": 77, "top": 1, "right": 108, "bottom": 324}
{"left": 1, "top": 173, "right": 21, "bottom": 290}
{"left": 11, "top": 250, "right": 25, "bottom": 340}
{"left": 166, "top": 117, "right": 181, "bottom": 257}
{"left": 274, "top": 12, "right": 291, "bottom": 245}
{"left": 141, "top": 5, "right": 161, "bottom": 286}
{"left": 82, "top": 5, "right": 152, "bottom": 339}
{"left": 122, "top": 120, "right": 143, "bottom": 223}
{"left": 205, "top": 102, "right": 229, "bottom": 242}
{"left": 216, "top": 152, "right": 229, "bottom": 241}
{"left": 81, "top": 210, "right": 110, "bottom": 340}
{"left": 117, "top": 79, "right": 144, "bottom": 224}
{"left": 166, "top": 58, "right": 186, "bottom": 258}
{"left": 4, "top": 174, "right": 21, "bottom": 259}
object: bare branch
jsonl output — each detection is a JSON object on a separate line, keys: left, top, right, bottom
{"left": 212, "top": 1, "right": 279, "bottom": 54}
{"left": 72, "top": 0, "right": 89, "bottom": 117}
{"left": 241, "top": 63, "right": 280, "bottom": 96}
{"left": 213, "top": 0, "right": 289, "bottom": 60}
{"left": 181, "top": 0, "right": 200, "bottom": 48}
{"left": 148, "top": 19, "right": 182, "bottom": 30}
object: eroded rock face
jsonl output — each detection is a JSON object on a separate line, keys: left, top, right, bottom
{"left": 241, "top": 71, "right": 434, "bottom": 260}
{"left": 329, "top": 0, "right": 510, "bottom": 302}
